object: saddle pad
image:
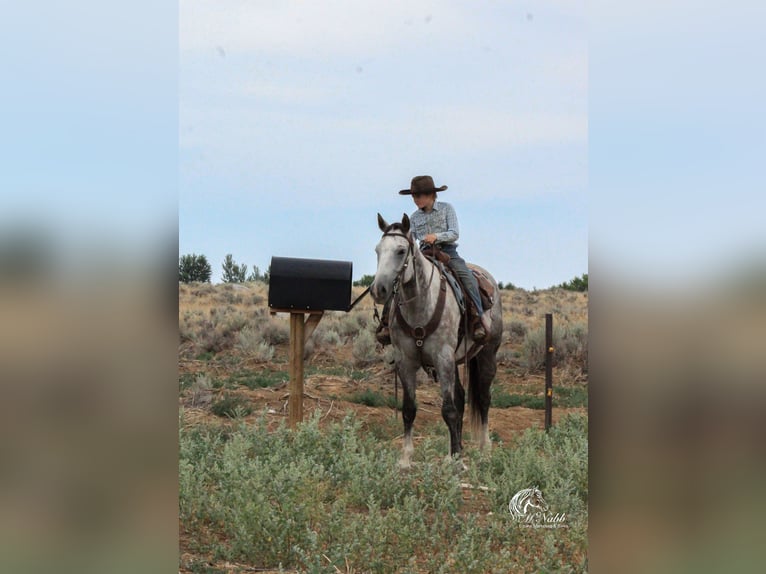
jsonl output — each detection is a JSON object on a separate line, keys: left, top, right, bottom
{"left": 437, "top": 261, "right": 465, "bottom": 313}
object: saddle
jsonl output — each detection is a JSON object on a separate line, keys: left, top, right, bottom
{"left": 422, "top": 247, "right": 495, "bottom": 322}
{"left": 472, "top": 268, "right": 496, "bottom": 311}
{"left": 421, "top": 245, "right": 451, "bottom": 265}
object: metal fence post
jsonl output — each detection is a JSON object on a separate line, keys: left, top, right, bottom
{"left": 545, "top": 313, "right": 553, "bottom": 431}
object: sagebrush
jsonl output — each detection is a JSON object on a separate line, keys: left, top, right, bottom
{"left": 180, "top": 411, "right": 588, "bottom": 573}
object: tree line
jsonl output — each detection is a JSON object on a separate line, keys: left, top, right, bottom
{"left": 179, "top": 253, "right": 587, "bottom": 292}
{"left": 179, "top": 253, "right": 269, "bottom": 284}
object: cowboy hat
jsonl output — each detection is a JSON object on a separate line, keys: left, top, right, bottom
{"left": 398, "top": 175, "right": 448, "bottom": 195}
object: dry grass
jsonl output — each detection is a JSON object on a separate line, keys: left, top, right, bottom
{"left": 179, "top": 282, "right": 588, "bottom": 572}
{"left": 179, "top": 281, "right": 588, "bottom": 428}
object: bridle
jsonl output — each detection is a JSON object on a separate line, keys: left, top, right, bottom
{"left": 379, "top": 228, "right": 416, "bottom": 301}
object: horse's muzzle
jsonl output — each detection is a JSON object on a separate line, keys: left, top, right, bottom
{"left": 370, "top": 281, "right": 388, "bottom": 304}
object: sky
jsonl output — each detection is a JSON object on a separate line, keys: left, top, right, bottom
{"left": 2, "top": 0, "right": 762, "bottom": 288}
{"left": 2, "top": 3, "right": 764, "bottom": 571}
{"left": 178, "top": 1, "right": 588, "bottom": 290}
{"left": 589, "top": 0, "right": 766, "bottom": 289}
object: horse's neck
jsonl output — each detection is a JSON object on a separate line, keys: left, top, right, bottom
{"left": 398, "top": 248, "right": 438, "bottom": 311}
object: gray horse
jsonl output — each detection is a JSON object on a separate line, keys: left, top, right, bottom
{"left": 371, "top": 213, "right": 503, "bottom": 468}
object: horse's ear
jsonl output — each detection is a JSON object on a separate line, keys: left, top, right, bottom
{"left": 377, "top": 213, "right": 388, "bottom": 232}
{"left": 401, "top": 213, "right": 410, "bottom": 233}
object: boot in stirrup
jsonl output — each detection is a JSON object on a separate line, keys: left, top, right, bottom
{"left": 473, "top": 313, "right": 491, "bottom": 342}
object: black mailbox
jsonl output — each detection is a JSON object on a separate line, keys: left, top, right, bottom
{"left": 268, "top": 256, "right": 353, "bottom": 312}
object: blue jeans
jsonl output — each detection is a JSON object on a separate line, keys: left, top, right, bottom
{"left": 435, "top": 243, "right": 484, "bottom": 317}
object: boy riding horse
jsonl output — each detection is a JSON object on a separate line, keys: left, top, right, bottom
{"left": 376, "top": 175, "right": 492, "bottom": 344}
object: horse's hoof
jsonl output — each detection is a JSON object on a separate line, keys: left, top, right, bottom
{"left": 397, "top": 459, "right": 412, "bottom": 470}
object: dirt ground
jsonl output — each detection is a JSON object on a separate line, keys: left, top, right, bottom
{"left": 178, "top": 282, "right": 588, "bottom": 573}
{"left": 178, "top": 282, "right": 588, "bottom": 442}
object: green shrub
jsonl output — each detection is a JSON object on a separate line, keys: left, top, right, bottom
{"left": 507, "top": 319, "right": 528, "bottom": 340}
{"left": 320, "top": 328, "right": 342, "bottom": 347}
{"left": 179, "top": 253, "right": 212, "bottom": 283}
{"left": 337, "top": 313, "right": 363, "bottom": 337}
{"left": 353, "top": 274, "right": 375, "bottom": 287}
{"left": 236, "top": 327, "right": 274, "bottom": 361}
{"left": 179, "top": 411, "right": 588, "bottom": 572}
{"left": 210, "top": 393, "right": 252, "bottom": 418}
{"left": 559, "top": 273, "right": 588, "bottom": 292}
{"left": 221, "top": 253, "right": 248, "bottom": 283}
{"left": 347, "top": 388, "right": 395, "bottom": 408}
{"left": 491, "top": 389, "right": 545, "bottom": 410}
{"left": 523, "top": 322, "right": 588, "bottom": 371}
{"left": 554, "top": 385, "right": 588, "bottom": 408}
{"left": 227, "top": 370, "right": 286, "bottom": 390}
{"left": 258, "top": 318, "right": 289, "bottom": 345}
{"left": 351, "top": 329, "right": 378, "bottom": 367}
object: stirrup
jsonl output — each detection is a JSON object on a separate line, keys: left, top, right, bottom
{"left": 473, "top": 314, "right": 490, "bottom": 342}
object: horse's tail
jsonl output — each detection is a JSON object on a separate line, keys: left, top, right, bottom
{"left": 467, "top": 354, "right": 484, "bottom": 439}
{"left": 467, "top": 343, "right": 498, "bottom": 441}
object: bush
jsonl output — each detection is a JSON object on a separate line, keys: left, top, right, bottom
{"left": 210, "top": 393, "right": 252, "bottom": 418}
{"left": 507, "top": 319, "right": 528, "bottom": 340}
{"left": 227, "top": 371, "right": 286, "bottom": 390}
{"left": 320, "top": 329, "right": 342, "bottom": 347}
{"left": 522, "top": 322, "right": 588, "bottom": 371}
{"left": 353, "top": 274, "right": 375, "bottom": 287}
{"left": 352, "top": 329, "right": 378, "bottom": 367}
{"left": 221, "top": 253, "right": 248, "bottom": 283}
{"left": 179, "top": 253, "right": 212, "bottom": 283}
{"left": 179, "top": 411, "right": 588, "bottom": 573}
{"left": 246, "top": 265, "right": 269, "bottom": 283}
{"left": 497, "top": 281, "right": 516, "bottom": 290}
{"left": 236, "top": 330, "right": 274, "bottom": 362}
{"left": 347, "top": 388, "right": 395, "bottom": 408}
{"left": 559, "top": 273, "right": 588, "bottom": 292}
{"left": 491, "top": 389, "right": 544, "bottom": 410}
{"left": 257, "top": 318, "right": 289, "bottom": 346}
{"left": 337, "top": 313, "right": 364, "bottom": 337}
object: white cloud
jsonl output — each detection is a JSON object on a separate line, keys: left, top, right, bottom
{"left": 179, "top": 1, "right": 587, "bottom": 206}
{"left": 241, "top": 80, "right": 336, "bottom": 104}
{"left": 415, "top": 106, "right": 587, "bottom": 148}
{"left": 180, "top": 0, "right": 464, "bottom": 56}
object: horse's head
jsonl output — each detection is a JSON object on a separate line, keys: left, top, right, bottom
{"left": 370, "top": 213, "right": 415, "bottom": 304}
{"left": 528, "top": 487, "right": 549, "bottom": 512}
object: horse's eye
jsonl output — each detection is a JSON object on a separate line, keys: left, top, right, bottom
{"left": 396, "top": 248, "right": 406, "bottom": 256}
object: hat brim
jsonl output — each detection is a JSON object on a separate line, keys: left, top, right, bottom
{"left": 398, "top": 185, "right": 448, "bottom": 195}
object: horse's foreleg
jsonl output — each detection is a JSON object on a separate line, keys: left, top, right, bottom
{"left": 397, "top": 364, "right": 418, "bottom": 469}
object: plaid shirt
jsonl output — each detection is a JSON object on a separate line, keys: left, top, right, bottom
{"left": 410, "top": 200, "right": 460, "bottom": 247}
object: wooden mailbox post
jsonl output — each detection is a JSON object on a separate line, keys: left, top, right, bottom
{"left": 268, "top": 256, "right": 354, "bottom": 428}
